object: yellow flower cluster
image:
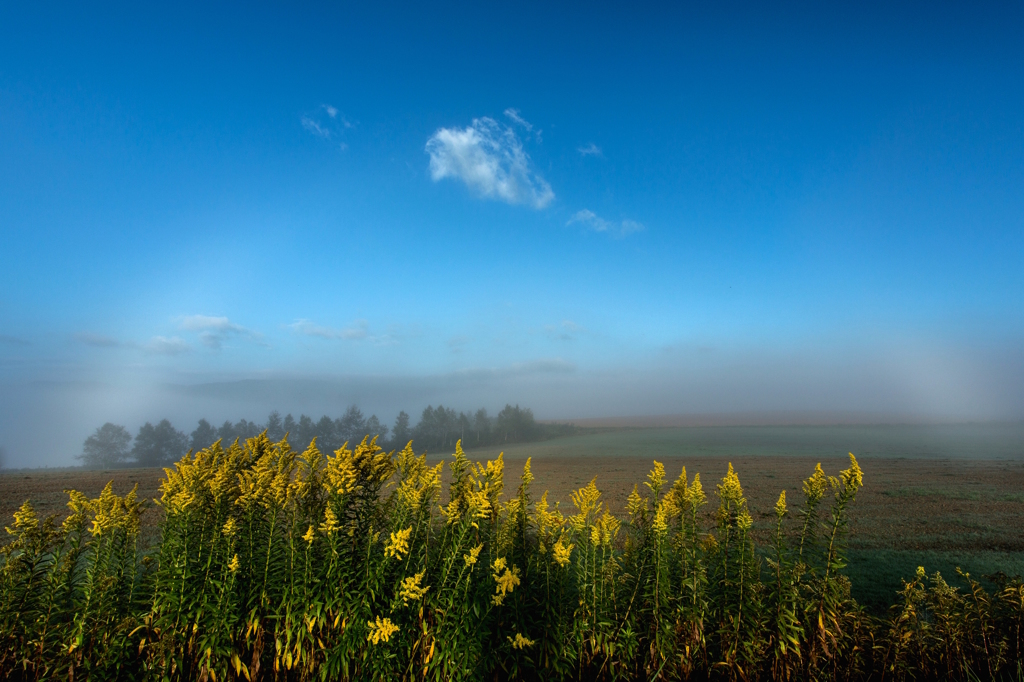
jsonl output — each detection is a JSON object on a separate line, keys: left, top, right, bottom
{"left": 491, "top": 557, "right": 520, "bottom": 605}
{"left": 508, "top": 632, "right": 535, "bottom": 650}
{"left": 396, "top": 452, "right": 443, "bottom": 513}
{"left": 88, "top": 482, "right": 141, "bottom": 538}
{"left": 626, "top": 485, "right": 646, "bottom": 520}
{"left": 552, "top": 537, "right": 574, "bottom": 567}
{"left": 228, "top": 554, "right": 240, "bottom": 573}
{"left": 590, "top": 508, "right": 621, "bottom": 547}
{"left": 684, "top": 472, "right": 706, "bottom": 510}
{"left": 717, "top": 462, "right": 744, "bottom": 506}
{"left": 464, "top": 542, "right": 484, "bottom": 567}
{"left": 399, "top": 571, "right": 430, "bottom": 604}
{"left": 5, "top": 500, "right": 38, "bottom": 536}
{"left": 319, "top": 506, "right": 341, "bottom": 535}
{"left": 842, "top": 452, "right": 864, "bottom": 491}
{"left": 366, "top": 616, "right": 399, "bottom": 645}
{"left": 803, "top": 463, "right": 829, "bottom": 505}
{"left": 385, "top": 526, "right": 413, "bottom": 560}
{"left": 775, "top": 490, "right": 788, "bottom": 518}
{"left": 645, "top": 460, "right": 667, "bottom": 497}
{"left": 302, "top": 524, "right": 316, "bottom": 544}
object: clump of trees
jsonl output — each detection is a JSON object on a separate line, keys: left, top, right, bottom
{"left": 78, "top": 404, "right": 575, "bottom": 468}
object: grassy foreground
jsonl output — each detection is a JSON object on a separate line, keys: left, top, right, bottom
{"left": 1, "top": 434, "right": 1023, "bottom": 681}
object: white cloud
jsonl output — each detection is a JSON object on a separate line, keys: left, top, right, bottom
{"left": 144, "top": 336, "right": 190, "bottom": 355}
{"left": 301, "top": 104, "right": 352, "bottom": 143}
{"left": 179, "top": 315, "right": 262, "bottom": 349}
{"left": 301, "top": 116, "right": 331, "bottom": 138}
{"left": 503, "top": 108, "right": 533, "bottom": 131}
{"left": 577, "top": 142, "right": 602, "bottom": 157}
{"left": 289, "top": 319, "right": 396, "bottom": 344}
{"left": 568, "top": 209, "right": 645, "bottom": 238}
{"left": 426, "top": 117, "right": 554, "bottom": 209}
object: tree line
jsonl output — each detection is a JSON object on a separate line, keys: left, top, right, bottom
{"left": 78, "top": 404, "right": 575, "bottom": 468}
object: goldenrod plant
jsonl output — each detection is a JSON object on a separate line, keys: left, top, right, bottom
{"left": 2, "top": 437, "right": 1023, "bottom": 680}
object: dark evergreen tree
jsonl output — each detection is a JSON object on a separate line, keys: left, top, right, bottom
{"left": 217, "top": 420, "right": 237, "bottom": 444}
{"left": 189, "top": 419, "right": 218, "bottom": 451}
{"left": 296, "top": 415, "right": 315, "bottom": 449}
{"left": 365, "top": 415, "right": 389, "bottom": 443}
{"left": 282, "top": 413, "right": 297, "bottom": 441}
{"left": 391, "top": 411, "right": 411, "bottom": 447}
{"left": 266, "top": 411, "right": 285, "bottom": 442}
{"left": 336, "top": 405, "right": 366, "bottom": 444}
{"left": 132, "top": 419, "right": 188, "bottom": 467}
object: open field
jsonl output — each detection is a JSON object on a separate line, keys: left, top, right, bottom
{"left": 3, "top": 424, "right": 1022, "bottom": 612}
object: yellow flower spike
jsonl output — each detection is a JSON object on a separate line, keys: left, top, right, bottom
{"left": 552, "top": 537, "right": 574, "bottom": 567}
{"left": 652, "top": 500, "right": 670, "bottom": 536}
{"left": 717, "top": 463, "right": 744, "bottom": 506}
{"left": 598, "top": 506, "right": 621, "bottom": 547}
{"left": 62, "top": 490, "right": 90, "bottom": 533}
{"left": 737, "top": 508, "right": 753, "bottom": 532}
{"left": 366, "top": 616, "right": 399, "bottom": 645}
{"left": 625, "top": 485, "right": 645, "bottom": 519}
{"left": 399, "top": 571, "right": 430, "bottom": 604}
{"left": 521, "top": 457, "right": 533, "bottom": 489}
{"left": 508, "top": 633, "right": 535, "bottom": 650}
{"left": 319, "top": 506, "right": 341, "bottom": 535}
{"left": 6, "top": 500, "right": 38, "bottom": 536}
{"left": 228, "top": 554, "right": 240, "bottom": 573}
{"left": 464, "top": 543, "right": 483, "bottom": 567}
{"left": 570, "top": 478, "right": 602, "bottom": 531}
{"left": 491, "top": 560, "right": 520, "bottom": 604}
{"left": 645, "top": 460, "right": 666, "bottom": 498}
{"left": 803, "top": 463, "right": 828, "bottom": 505}
{"left": 222, "top": 517, "right": 238, "bottom": 536}
{"left": 775, "top": 490, "right": 787, "bottom": 519}
{"left": 842, "top": 452, "right": 864, "bottom": 491}
{"left": 384, "top": 527, "right": 413, "bottom": 560}
{"left": 684, "top": 473, "right": 706, "bottom": 509}
{"left": 302, "top": 524, "right": 316, "bottom": 544}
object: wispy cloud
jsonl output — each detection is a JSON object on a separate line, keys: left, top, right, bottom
{"left": 568, "top": 209, "right": 645, "bottom": 238}
{"left": 301, "top": 104, "right": 352, "bottom": 149}
{"left": 180, "top": 315, "right": 263, "bottom": 349}
{"left": 577, "top": 142, "right": 602, "bottom": 157}
{"left": 73, "top": 332, "right": 119, "bottom": 347}
{"left": 503, "top": 108, "right": 533, "bottom": 131}
{"left": 426, "top": 116, "right": 554, "bottom": 209}
{"left": 545, "top": 320, "right": 585, "bottom": 341}
{"left": 289, "top": 319, "right": 397, "bottom": 344}
{"left": 144, "top": 336, "right": 190, "bottom": 355}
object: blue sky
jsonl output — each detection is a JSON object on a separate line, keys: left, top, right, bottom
{"left": 1, "top": 2, "right": 1023, "bottom": 465}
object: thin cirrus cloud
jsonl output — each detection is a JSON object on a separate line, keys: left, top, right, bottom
{"left": 568, "top": 209, "right": 644, "bottom": 238}
{"left": 301, "top": 104, "right": 352, "bottom": 150}
{"left": 289, "top": 319, "right": 398, "bottom": 345}
{"left": 143, "top": 336, "right": 190, "bottom": 355}
{"left": 425, "top": 115, "right": 554, "bottom": 209}
{"left": 179, "top": 315, "right": 264, "bottom": 349}
{"left": 577, "top": 142, "right": 602, "bottom": 157}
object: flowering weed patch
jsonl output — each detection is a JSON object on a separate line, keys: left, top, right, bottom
{"left": 1, "top": 433, "right": 1023, "bottom": 680}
